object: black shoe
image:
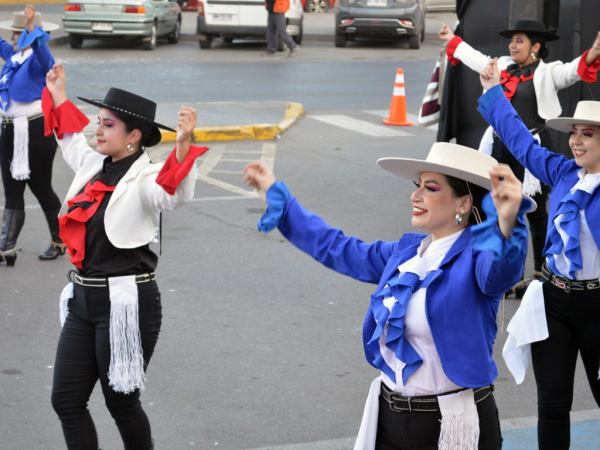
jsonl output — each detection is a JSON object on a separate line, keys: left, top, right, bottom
{"left": 39, "top": 242, "right": 67, "bottom": 260}
{"left": 0, "top": 209, "right": 25, "bottom": 267}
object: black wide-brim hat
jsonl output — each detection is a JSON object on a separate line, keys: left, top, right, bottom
{"left": 78, "top": 88, "right": 176, "bottom": 148}
{"left": 498, "top": 20, "right": 560, "bottom": 42}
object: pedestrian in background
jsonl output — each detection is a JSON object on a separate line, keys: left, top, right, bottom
{"left": 262, "top": 0, "right": 298, "bottom": 57}
{"left": 0, "top": 5, "right": 63, "bottom": 266}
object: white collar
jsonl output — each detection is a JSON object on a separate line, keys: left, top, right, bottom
{"left": 417, "top": 229, "right": 464, "bottom": 258}
{"left": 572, "top": 168, "right": 600, "bottom": 195}
{"left": 10, "top": 48, "right": 33, "bottom": 66}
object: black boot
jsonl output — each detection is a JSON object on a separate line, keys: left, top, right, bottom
{"left": 39, "top": 209, "right": 66, "bottom": 261}
{"left": 0, "top": 209, "right": 25, "bottom": 267}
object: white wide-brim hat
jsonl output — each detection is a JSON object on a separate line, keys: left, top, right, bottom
{"left": 378, "top": 142, "right": 536, "bottom": 212}
{"left": 0, "top": 12, "right": 59, "bottom": 32}
{"left": 546, "top": 101, "right": 600, "bottom": 133}
{"left": 378, "top": 142, "right": 496, "bottom": 190}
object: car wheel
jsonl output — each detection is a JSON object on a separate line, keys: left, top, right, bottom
{"left": 408, "top": 32, "right": 420, "bottom": 49}
{"left": 168, "top": 17, "right": 181, "bottom": 44}
{"left": 305, "top": 0, "right": 328, "bottom": 13}
{"left": 199, "top": 34, "right": 212, "bottom": 49}
{"left": 222, "top": 36, "right": 234, "bottom": 44}
{"left": 334, "top": 32, "right": 347, "bottom": 48}
{"left": 293, "top": 22, "right": 303, "bottom": 45}
{"left": 68, "top": 33, "right": 83, "bottom": 49}
{"left": 143, "top": 22, "right": 157, "bottom": 50}
{"left": 277, "top": 35, "right": 285, "bottom": 51}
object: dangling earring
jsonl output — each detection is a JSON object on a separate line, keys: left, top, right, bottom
{"left": 455, "top": 211, "right": 462, "bottom": 225}
{"left": 127, "top": 143, "right": 134, "bottom": 153}
{"left": 531, "top": 52, "right": 537, "bottom": 61}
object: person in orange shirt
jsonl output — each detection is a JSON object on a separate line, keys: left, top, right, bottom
{"left": 263, "top": 0, "right": 298, "bottom": 57}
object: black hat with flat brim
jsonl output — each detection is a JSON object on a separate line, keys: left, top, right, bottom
{"left": 498, "top": 20, "right": 560, "bottom": 42}
{"left": 78, "top": 88, "right": 176, "bottom": 148}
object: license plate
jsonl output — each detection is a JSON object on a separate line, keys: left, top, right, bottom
{"left": 212, "top": 13, "right": 233, "bottom": 21}
{"left": 91, "top": 22, "right": 113, "bottom": 32}
{"left": 367, "top": 0, "right": 387, "bottom": 5}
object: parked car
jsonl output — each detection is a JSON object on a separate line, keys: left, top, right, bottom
{"left": 424, "top": 0, "right": 455, "bottom": 12}
{"left": 301, "top": 0, "right": 335, "bottom": 13}
{"left": 196, "top": 0, "right": 303, "bottom": 50}
{"left": 62, "top": 0, "right": 182, "bottom": 50}
{"left": 334, "top": 0, "right": 425, "bottom": 48}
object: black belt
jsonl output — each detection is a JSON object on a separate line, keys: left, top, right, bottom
{"left": 542, "top": 263, "right": 600, "bottom": 293}
{"left": 380, "top": 382, "right": 494, "bottom": 413}
{"left": 1, "top": 111, "right": 44, "bottom": 124}
{"left": 68, "top": 270, "right": 155, "bottom": 288}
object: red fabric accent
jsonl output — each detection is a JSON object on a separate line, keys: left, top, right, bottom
{"left": 577, "top": 49, "right": 600, "bottom": 83}
{"left": 499, "top": 69, "right": 534, "bottom": 101}
{"left": 446, "top": 36, "right": 463, "bottom": 66}
{"left": 59, "top": 180, "right": 116, "bottom": 269}
{"left": 42, "top": 87, "right": 90, "bottom": 139}
{"left": 155, "top": 145, "right": 210, "bottom": 195}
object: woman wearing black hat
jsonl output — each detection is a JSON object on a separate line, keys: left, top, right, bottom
{"left": 0, "top": 5, "right": 65, "bottom": 265}
{"left": 439, "top": 21, "right": 600, "bottom": 293}
{"left": 44, "top": 63, "right": 208, "bottom": 450}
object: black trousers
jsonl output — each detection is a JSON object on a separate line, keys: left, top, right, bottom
{"left": 531, "top": 282, "right": 600, "bottom": 450}
{"left": 51, "top": 281, "right": 162, "bottom": 450}
{"left": 0, "top": 116, "right": 62, "bottom": 212}
{"left": 375, "top": 391, "right": 502, "bottom": 450}
{"left": 492, "top": 129, "right": 554, "bottom": 272}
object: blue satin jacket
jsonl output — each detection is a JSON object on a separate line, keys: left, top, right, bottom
{"left": 0, "top": 25, "right": 54, "bottom": 108}
{"left": 478, "top": 85, "right": 600, "bottom": 254}
{"left": 276, "top": 195, "right": 527, "bottom": 388}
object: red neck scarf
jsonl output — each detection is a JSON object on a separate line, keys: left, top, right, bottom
{"left": 500, "top": 68, "right": 534, "bottom": 101}
{"left": 59, "top": 180, "right": 116, "bottom": 269}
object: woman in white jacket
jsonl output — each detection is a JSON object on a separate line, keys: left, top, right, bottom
{"left": 439, "top": 20, "right": 600, "bottom": 290}
{"left": 44, "top": 64, "right": 208, "bottom": 450}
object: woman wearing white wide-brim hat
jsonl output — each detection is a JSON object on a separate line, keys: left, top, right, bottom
{"left": 243, "top": 145, "right": 534, "bottom": 450}
{"left": 0, "top": 4, "right": 64, "bottom": 267}
{"left": 480, "top": 58, "right": 600, "bottom": 450}
{"left": 439, "top": 20, "right": 600, "bottom": 292}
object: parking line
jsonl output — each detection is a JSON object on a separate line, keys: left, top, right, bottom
{"left": 309, "top": 115, "right": 413, "bottom": 137}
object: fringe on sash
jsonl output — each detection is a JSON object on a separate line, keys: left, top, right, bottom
{"left": 523, "top": 168, "right": 542, "bottom": 197}
{"left": 108, "top": 276, "right": 146, "bottom": 394}
{"left": 10, "top": 116, "right": 30, "bottom": 180}
{"left": 437, "top": 389, "right": 480, "bottom": 450}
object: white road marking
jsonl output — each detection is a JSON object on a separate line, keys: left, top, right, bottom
{"left": 364, "top": 110, "right": 439, "bottom": 132}
{"left": 309, "top": 115, "right": 413, "bottom": 137}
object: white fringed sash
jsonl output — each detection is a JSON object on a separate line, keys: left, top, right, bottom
{"left": 438, "top": 389, "right": 480, "bottom": 450}
{"left": 10, "top": 115, "right": 30, "bottom": 180}
{"left": 58, "top": 276, "right": 146, "bottom": 394}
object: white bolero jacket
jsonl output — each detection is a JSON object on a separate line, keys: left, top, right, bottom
{"left": 449, "top": 37, "right": 588, "bottom": 119}
{"left": 56, "top": 131, "right": 198, "bottom": 249}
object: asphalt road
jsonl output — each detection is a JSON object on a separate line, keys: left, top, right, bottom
{"left": 0, "top": 26, "right": 598, "bottom": 450}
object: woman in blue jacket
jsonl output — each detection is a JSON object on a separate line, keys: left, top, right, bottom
{"left": 243, "top": 143, "right": 532, "bottom": 450}
{"left": 0, "top": 5, "right": 63, "bottom": 266}
{"left": 479, "top": 59, "right": 600, "bottom": 450}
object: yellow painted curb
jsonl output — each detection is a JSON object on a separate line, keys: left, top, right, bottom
{"left": 160, "top": 101, "right": 304, "bottom": 143}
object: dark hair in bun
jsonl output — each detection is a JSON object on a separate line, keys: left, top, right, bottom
{"left": 444, "top": 175, "right": 489, "bottom": 226}
{"left": 111, "top": 109, "right": 155, "bottom": 150}
{"left": 526, "top": 33, "right": 549, "bottom": 60}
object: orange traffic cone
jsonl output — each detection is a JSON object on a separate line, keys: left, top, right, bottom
{"left": 383, "top": 69, "right": 413, "bottom": 127}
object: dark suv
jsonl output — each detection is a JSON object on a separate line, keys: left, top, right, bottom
{"left": 334, "top": 0, "right": 425, "bottom": 48}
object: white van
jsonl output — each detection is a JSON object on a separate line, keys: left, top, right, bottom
{"left": 196, "top": 0, "right": 303, "bottom": 49}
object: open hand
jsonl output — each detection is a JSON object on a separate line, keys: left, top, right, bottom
{"left": 243, "top": 162, "right": 276, "bottom": 203}
{"left": 46, "top": 64, "right": 67, "bottom": 108}
{"left": 176, "top": 107, "right": 197, "bottom": 144}
{"left": 480, "top": 58, "right": 500, "bottom": 91}
{"left": 438, "top": 23, "right": 455, "bottom": 42}
{"left": 587, "top": 31, "right": 600, "bottom": 63}
{"left": 489, "top": 164, "right": 523, "bottom": 238}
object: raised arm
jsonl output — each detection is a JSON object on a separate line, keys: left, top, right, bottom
{"left": 18, "top": 6, "right": 53, "bottom": 72}
{"left": 243, "top": 162, "right": 397, "bottom": 284}
{"left": 477, "top": 59, "right": 568, "bottom": 187}
{"left": 439, "top": 23, "right": 491, "bottom": 72}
